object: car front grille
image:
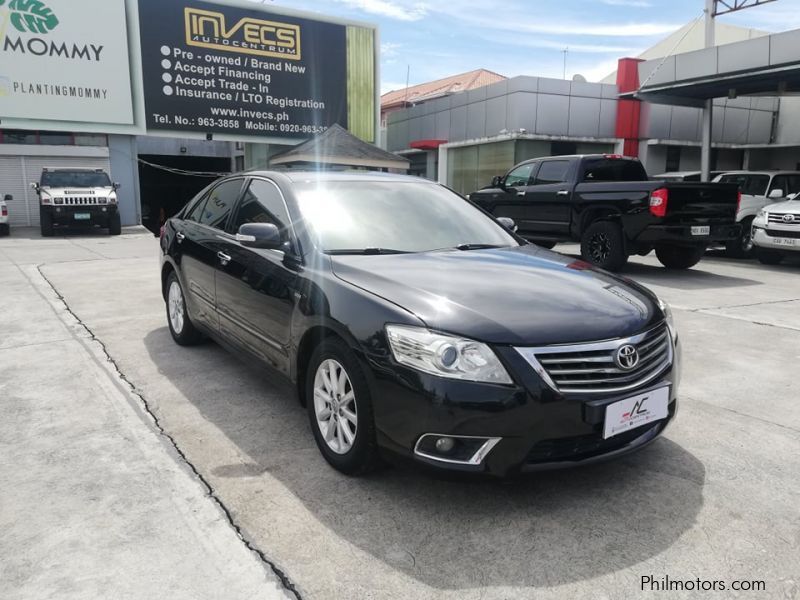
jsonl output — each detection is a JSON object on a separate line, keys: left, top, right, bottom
{"left": 515, "top": 323, "right": 673, "bottom": 395}
{"left": 767, "top": 213, "right": 800, "bottom": 226}
{"left": 526, "top": 418, "right": 667, "bottom": 464}
{"left": 764, "top": 228, "right": 800, "bottom": 239}
{"left": 59, "top": 197, "right": 106, "bottom": 206}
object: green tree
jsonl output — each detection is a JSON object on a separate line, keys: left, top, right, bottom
{"left": 0, "top": 0, "right": 59, "bottom": 34}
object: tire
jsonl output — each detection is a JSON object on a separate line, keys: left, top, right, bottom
{"left": 40, "top": 212, "right": 54, "bottom": 237}
{"left": 109, "top": 212, "right": 122, "bottom": 236}
{"left": 165, "top": 272, "right": 203, "bottom": 345}
{"left": 655, "top": 244, "right": 707, "bottom": 269}
{"left": 724, "top": 217, "right": 754, "bottom": 258}
{"left": 533, "top": 240, "right": 556, "bottom": 250}
{"left": 0, "top": 223, "right": 9, "bottom": 237}
{"left": 306, "top": 338, "right": 381, "bottom": 476}
{"left": 756, "top": 249, "right": 784, "bottom": 265}
{"left": 580, "top": 221, "right": 628, "bottom": 271}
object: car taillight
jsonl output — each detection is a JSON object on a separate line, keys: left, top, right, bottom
{"left": 604, "top": 154, "right": 624, "bottom": 159}
{"left": 649, "top": 188, "right": 669, "bottom": 218}
{"left": 1, "top": 206, "right": 7, "bottom": 216}
{"left": 737, "top": 190, "right": 742, "bottom": 212}
{"left": 159, "top": 225, "right": 166, "bottom": 240}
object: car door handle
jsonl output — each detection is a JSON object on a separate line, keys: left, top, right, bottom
{"left": 556, "top": 190, "right": 570, "bottom": 196}
{"left": 176, "top": 232, "right": 185, "bottom": 243}
{"left": 217, "top": 251, "right": 231, "bottom": 266}
{"left": 517, "top": 191, "right": 526, "bottom": 197}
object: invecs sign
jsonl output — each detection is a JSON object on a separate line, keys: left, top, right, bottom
{"left": 184, "top": 7, "right": 301, "bottom": 60}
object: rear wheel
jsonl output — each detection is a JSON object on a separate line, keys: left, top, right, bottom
{"left": 40, "top": 212, "right": 53, "bottom": 237}
{"left": 756, "top": 249, "right": 784, "bottom": 265}
{"left": 724, "top": 217, "right": 754, "bottom": 258}
{"left": 581, "top": 221, "right": 627, "bottom": 271}
{"left": 655, "top": 244, "right": 706, "bottom": 269}
{"left": 165, "top": 272, "right": 203, "bottom": 345}
{"left": 306, "top": 338, "right": 381, "bottom": 475}
{"left": 109, "top": 212, "right": 121, "bottom": 236}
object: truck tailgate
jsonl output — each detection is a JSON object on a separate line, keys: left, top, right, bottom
{"left": 661, "top": 182, "right": 739, "bottom": 221}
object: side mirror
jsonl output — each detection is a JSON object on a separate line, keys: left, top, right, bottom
{"left": 235, "top": 222, "right": 282, "bottom": 249}
{"left": 113, "top": 182, "right": 122, "bottom": 190}
{"left": 768, "top": 188, "right": 784, "bottom": 199}
{"left": 496, "top": 217, "right": 518, "bottom": 232}
{"left": 491, "top": 175, "right": 504, "bottom": 188}
{"left": 3, "top": 194, "right": 11, "bottom": 202}
{"left": 30, "top": 182, "right": 39, "bottom": 190}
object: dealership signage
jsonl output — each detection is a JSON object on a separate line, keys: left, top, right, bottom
{"left": 138, "top": 0, "right": 351, "bottom": 139}
{"left": 0, "top": 0, "right": 134, "bottom": 125}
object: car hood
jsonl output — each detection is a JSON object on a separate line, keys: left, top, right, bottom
{"left": 764, "top": 199, "right": 800, "bottom": 214}
{"left": 330, "top": 245, "right": 663, "bottom": 346}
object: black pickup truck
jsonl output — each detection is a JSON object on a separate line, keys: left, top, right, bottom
{"left": 469, "top": 154, "right": 741, "bottom": 270}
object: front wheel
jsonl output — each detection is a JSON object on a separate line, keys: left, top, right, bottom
{"left": 655, "top": 244, "right": 706, "bottom": 269}
{"left": 724, "top": 217, "right": 754, "bottom": 258}
{"left": 40, "top": 211, "right": 53, "bottom": 237}
{"left": 306, "top": 338, "right": 381, "bottom": 475}
{"left": 165, "top": 272, "right": 203, "bottom": 345}
{"left": 109, "top": 212, "right": 121, "bottom": 236}
{"left": 756, "top": 249, "right": 784, "bottom": 265}
{"left": 581, "top": 221, "right": 628, "bottom": 271}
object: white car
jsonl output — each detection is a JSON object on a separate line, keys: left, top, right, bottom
{"left": 713, "top": 171, "right": 800, "bottom": 257}
{"left": 751, "top": 194, "right": 800, "bottom": 264}
{"left": 0, "top": 194, "right": 10, "bottom": 236}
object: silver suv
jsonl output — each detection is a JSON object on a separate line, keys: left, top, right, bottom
{"left": 751, "top": 194, "right": 800, "bottom": 264}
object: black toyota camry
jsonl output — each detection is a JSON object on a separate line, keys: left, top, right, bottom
{"left": 159, "top": 171, "right": 680, "bottom": 477}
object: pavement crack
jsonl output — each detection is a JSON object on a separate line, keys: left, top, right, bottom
{"left": 685, "top": 394, "right": 800, "bottom": 437}
{"left": 34, "top": 264, "right": 304, "bottom": 600}
{"left": 685, "top": 297, "right": 800, "bottom": 313}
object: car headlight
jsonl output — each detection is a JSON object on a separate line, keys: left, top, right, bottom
{"left": 658, "top": 297, "right": 677, "bottom": 343}
{"left": 386, "top": 325, "right": 512, "bottom": 384}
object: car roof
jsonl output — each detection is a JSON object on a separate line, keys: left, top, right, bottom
{"left": 718, "top": 170, "right": 800, "bottom": 175}
{"left": 242, "top": 170, "right": 433, "bottom": 184}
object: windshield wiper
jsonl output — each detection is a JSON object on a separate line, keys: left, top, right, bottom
{"left": 454, "top": 243, "right": 506, "bottom": 251}
{"left": 326, "top": 248, "right": 411, "bottom": 255}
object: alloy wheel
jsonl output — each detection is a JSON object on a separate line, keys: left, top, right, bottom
{"left": 168, "top": 280, "right": 185, "bottom": 334}
{"left": 588, "top": 232, "right": 611, "bottom": 263}
{"left": 313, "top": 359, "right": 358, "bottom": 455}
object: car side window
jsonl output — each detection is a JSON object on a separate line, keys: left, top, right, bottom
{"left": 769, "top": 176, "right": 788, "bottom": 197}
{"left": 197, "top": 179, "right": 243, "bottom": 230}
{"left": 230, "top": 179, "right": 291, "bottom": 241}
{"left": 533, "top": 160, "right": 570, "bottom": 185}
{"left": 184, "top": 190, "right": 211, "bottom": 222}
{"left": 504, "top": 163, "right": 534, "bottom": 188}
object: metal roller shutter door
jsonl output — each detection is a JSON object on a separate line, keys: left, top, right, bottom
{"left": 0, "top": 154, "right": 111, "bottom": 227}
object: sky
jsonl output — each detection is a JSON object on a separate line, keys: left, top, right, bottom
{"left": 260, "top": 0, "right": 800, "bottom": 94}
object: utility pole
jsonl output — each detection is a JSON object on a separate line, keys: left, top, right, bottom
{"left": 562, "top": 48, "right": 568, "bottom": 80}
{"left": 700, "top": 0, "right": 715, "bottom": 181}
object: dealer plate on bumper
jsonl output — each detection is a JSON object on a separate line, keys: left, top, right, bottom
{"left": 772, "top": 237, "right": 796, "bottom": 247}
{"left": 74, "top": 213, "right": 91, "bottom": 220}
{"left": 603, "top": 386, "right": 669, "bottom": 439}
{"left": 691, "top": 225, "right": 710, "bottom": 236}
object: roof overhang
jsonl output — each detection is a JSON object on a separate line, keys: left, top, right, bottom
{"left": 623, "top": 28, "right": 800, "bottom": 107}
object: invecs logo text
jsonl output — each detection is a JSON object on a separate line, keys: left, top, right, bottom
{"left": 184, "top": 8, "right": 300, "bottom": 60}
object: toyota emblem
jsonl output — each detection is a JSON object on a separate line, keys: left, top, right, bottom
{"left": 783, "top": 214, "right": 796, "bottom": 223}
{"left": 615, "top": 344, "right": 640, "bottom": 370}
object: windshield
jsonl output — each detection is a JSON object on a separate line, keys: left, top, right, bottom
{"left": 295, "top": 181, "right": 519, "bottom": 253}
{"left": 717, "top": 174, "right": 769, "bottom": 196}
{"left": 41, "top": 171, "right": 112, "bottom": 188}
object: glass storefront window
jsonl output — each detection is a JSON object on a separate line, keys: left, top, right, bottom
{"left": 74, "top": 134, "right": 108, "bottom": 146}
{"left": 1, "top": 130, "right": 38, "bottom": 144}
{"left": 39, "top": 131, "right": 74, "bottom": 145}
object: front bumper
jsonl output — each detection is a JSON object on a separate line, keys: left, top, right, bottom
{"left": 635, "top": 222, "right": 741, "bottom": 245}
{"left": 367, "top": 336, "right": 681, "bottom": 477}
{"left": 42, "top": 204, "right": 117, "bottom": 227}
{"left": 752, "top": 226, "right": 800, "bottom": 252}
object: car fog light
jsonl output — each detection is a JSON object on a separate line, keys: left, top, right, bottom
{"left": 435, "top": 437, "right": 455, "bottom": 453}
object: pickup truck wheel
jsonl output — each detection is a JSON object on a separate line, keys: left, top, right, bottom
{"left": 655, "top": 244, "right": 706, "bottom": 269}
{"left": 756, "top": 249, "right": 784, "bottom": 265}
{"left": 534, "top": 240, "right": 556, "bottom": 249}
{"left": 40, "top": 212, "right": 54, "bottom": 237}
{"left": 0, "top": 224, "right": 9, "bottom": 237}
{"left": 109, "top": 212, "right": 122, "bottom": 236}
{"left": 724, "top": 217, "right": 754, "bottom": 258}
{"left": 581, "top": 221, "right": 627, "bottom": 271}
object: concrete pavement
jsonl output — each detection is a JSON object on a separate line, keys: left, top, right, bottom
{"left": 0, "top": 229, "right": 293, "bottom": 600}
{"left": 2, "top": 228, "right": 799, "bottom": 599}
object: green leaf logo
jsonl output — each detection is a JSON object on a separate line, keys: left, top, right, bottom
{"left": 0, "top": 0, "right": 59, "bottom": 35}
